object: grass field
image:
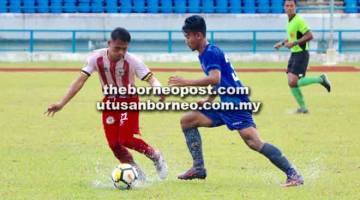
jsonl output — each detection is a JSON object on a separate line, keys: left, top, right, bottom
{"left": 0, "top": 61, "right": 359, "bottom": 69}
{"left": 0, "top": 62, "right": 359, "bottom": 200}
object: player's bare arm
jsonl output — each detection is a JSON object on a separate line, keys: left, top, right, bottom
{"left": 45, "top": 72, "right": 89, "bottom": 117}
{"left": 146, "top": 75, "right": 165, "bottom": 102}
{"left": 284, "top": 31, "right": 313, "bottom": 48}
{"left": 168, "top": 69, "right": 220, "bottom": 87}
{"left": 274, "top": 39, "right": 288, "bottom": 49}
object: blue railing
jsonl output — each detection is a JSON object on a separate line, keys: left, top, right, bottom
{"left": 0, "top": 29, "right": 359, "bottom": 53}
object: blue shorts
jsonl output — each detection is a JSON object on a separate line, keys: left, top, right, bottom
{"left": 199, "top": 109, "right": 256, "bottom": 131}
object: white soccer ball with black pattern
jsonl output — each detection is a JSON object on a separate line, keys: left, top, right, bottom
{"left": 111, "top": 163, "right": 139, "bottom": 189}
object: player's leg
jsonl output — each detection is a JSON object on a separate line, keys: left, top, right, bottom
{"left": 181, "top": 111, "right": 213, "bottom": 169}
{"left": 295, "top": 51, "right": 331, "bottom": 92}
{"left": 122, "top": 136, "right": 156, "bottom": 159}
{"left": 298, "top": 74, "right": 331, "bottom": 92}
{"left": 122, "top": 136, "right": 168, "bottom": 179}
{"left": 297, "top": 76, "right": 322, "bottom": 87}
{"left": 102, "top": 110, "right": 135, "bottom": 164}
{"left": 118, "top": 103, "right": 168, "bottom": 180}
{"left": 178, "top": 111, "right": 219, "bottom": 180}
{"left": 287, "top": 52, "right": 308, "bottom": 113}
{"left": 237, "top": 127, "right": 303, "bottom": 187}
{"left": 116, "top": 104, "right": 155, "bottom": 159}
{"left": 103, "top": 96, "right": 149, "bottom": 181}
{"left": 288, "top": 72, "right": 308, "bottom": 113}
{"left": 181, "top": 110, "right": 214, "bottom": 130}
{"left": 105, "top": 137, "right": 147, "bottom": 181}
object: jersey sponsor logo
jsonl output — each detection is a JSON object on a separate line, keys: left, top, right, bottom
{"left": 119, "top": 112, "right": 128, "bottom": 126}
{"left": 118, "top": 67, "right": 125, "bottom": 76}
{"left": 232, "top": 121, "right": 244, "bottom": 126}
{"left": 225, "top": 55, "right": 230, "bottom": 63}
{"left": 106, "top": 116, "right": 115, "bottom": 125}
{"left": 290, "top": 32, "right": 295, "bottom": 39}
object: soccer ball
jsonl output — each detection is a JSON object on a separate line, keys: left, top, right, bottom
{"left": 111, "top": 163, "right": 139, "bottom": 189}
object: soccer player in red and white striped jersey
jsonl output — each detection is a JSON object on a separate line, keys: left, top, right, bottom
{"left": 45, "top": 27, "right": 167, "bottom": 180}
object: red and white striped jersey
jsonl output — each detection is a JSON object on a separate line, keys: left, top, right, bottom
{"left": 81, "top": 48, "right": 152, "bottom": 88}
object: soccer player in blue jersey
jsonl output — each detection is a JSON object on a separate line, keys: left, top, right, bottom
{"left": 169, "top": 15, "right": 303, "bottom": 187}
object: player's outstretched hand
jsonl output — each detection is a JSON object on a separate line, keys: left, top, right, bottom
{"left": 168, "top": 75, "right": 189, "bottom": 86}
{"left": 273, "top": 41, "right": 283, "bottom": 50}
{"left": 44, "top": 103, "right": 63, "bottom": 117}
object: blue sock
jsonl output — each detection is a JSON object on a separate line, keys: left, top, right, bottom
{"left": 183, "top": 127, "right": 204, "bottom": 169}
{"left": 260, "top": 143, "right": 294, "bottom": 175}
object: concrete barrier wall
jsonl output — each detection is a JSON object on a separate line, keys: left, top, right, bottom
{"left": 0, "top": 13, "right": 359, "bottom": 62}
{"left": 0, "top": 13, "right": 360, "bottom": 39}
{"left": 0, "top": 13, "right": 359, "bottom": 30}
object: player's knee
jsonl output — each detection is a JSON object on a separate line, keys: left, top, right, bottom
{"left": 180, "top": 116, "right": 189, "bottom": 129}
{"left": 108, "top": 142, "right": 120, "bottom": 152}
{"left": 118, "top": 138, "right": 129, "bottom": 147}
{"left": 288, "top": 75, "right": 298, "bottom": 87}
{"left": 288, "top": 79, "right": 298, "bottom": 87}
{"left": 240, "top": 131, "right": 263, "bottom": 151}
{"left": 180, "top": 113, "right": 197, "bottom": 129}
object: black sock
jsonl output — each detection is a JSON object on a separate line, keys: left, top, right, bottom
{"left": 260, "top": 143, "right": 293, "bottom": 175}
{"left": 183, "top": 127, "right": 204, "bottom": 168}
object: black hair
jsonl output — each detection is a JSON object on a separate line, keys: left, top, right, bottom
{"left": 111, "top": 27, "right": 131, "bottom": 43}
{"left": 285, "top": 0, "right": 297, "bottom": 4}
{"left": 182, "top": 15, "right": 206, "bottom": 37}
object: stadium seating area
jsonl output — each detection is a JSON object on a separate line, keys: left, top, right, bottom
{"left": 0, "top": 0, "right": 359, "bottom": 14}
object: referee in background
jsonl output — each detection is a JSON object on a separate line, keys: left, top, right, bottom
{"left": 274, "top": 0, "right": 331, "bottom": 113}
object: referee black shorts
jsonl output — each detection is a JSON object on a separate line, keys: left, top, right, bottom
{"left": 287, "top": 51, "right": 309, "bottom": 78}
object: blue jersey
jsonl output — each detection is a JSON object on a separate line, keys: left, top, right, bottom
{"left": 198, "top": 44, "right": 250, "bottom": 104}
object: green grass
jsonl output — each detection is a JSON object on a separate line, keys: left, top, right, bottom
{"left": 0, "top": 64, "right": 359, "bottom": 199}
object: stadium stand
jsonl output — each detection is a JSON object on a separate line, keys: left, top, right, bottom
{"left": 0, "top": 0, "right": 7, "bottom": 12}
{"left": 119, "top": 0, "right": 131, "bottom": 13}
{"left": 188, "top": 0, "right": 201, "bottom": 13}
{"left": 8, "top": 0, "right": 22, "bottom": 13}
{"left": 258, "top": 0, "right": 270, "bottom": 13}
{"left": 63, "top": 0, "right": 76, "bottom": 13}
{"left": 229, "top": 0, "right": 241, "bottom": 13}
{"left": 147, "top": 0, "right": 159, "bottom": 13}
{"left": 243, "top": 0, "right": 256, "bottom": 13}
{"left": 0, "top": 0, "right": 359, "bottom": 14}
{"left": 344, "top": 0, "right": 358, "bottom": 12}
{"left": 50, "top": 0, "right": 63, "bottom": 13}
{"left": 174, "top": 0, "right": 186, "bottom": 13}
{"left": 161, "top": 0, "right": 173, "bottom": 13}
{"left": 91, "top": 0, "right": 104, "bottom": 13}
{"left": 37, "top": 0, "right": 50, "bottom": 13}
{"left": 215, "top": 0, "right": 227, "bottom": 13}
{"left": 133, "top": 0, "right": 145, "bottom": 13}
{"left": 271, "top": 0, "right": 284, "bottom": 13}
